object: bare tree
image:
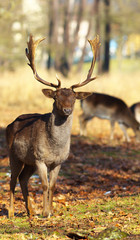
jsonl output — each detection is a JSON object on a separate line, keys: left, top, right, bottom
{"left": 93, "top": 0, "right": 102, "bottom": 73}
{"left": 70, "top": 0, "right": 86, "bottom": 65}
{"left": 59, "top": 0, "right": 86, "bottom": 77}
{"left": 46, "top": 0, "right": 89, "bottom": 77}
{"left": 102, "top": 0, "right": 111, "bottom": 72}
{"left": 47, "top": 0, "right": 59, "bottom": 69}
{"left": 77, "top": 1, "right": 95, "bottom": 72}
{"left": 76, "top": 21, "right": 92, "bottom": 73}
{"left": 58, "top": 0, "right": 71, "bottom": 77}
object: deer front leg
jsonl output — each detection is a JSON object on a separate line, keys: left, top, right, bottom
{"left": 110, "top": 120, "right": 115, "bottom": 140}
{"left": 36, "top": 161, "right": 49, "bottom": 217}
{"left": 9, "top": 190, "right": 14, "bottom": 218}
{"left": 79, "top": 114, "right": 88, "bottom": 136}
{"left": 49, "top": 165, "right": 61, "bottom": 217}
{"left": 119, "top": 123, "right": 130, "bottom": 142}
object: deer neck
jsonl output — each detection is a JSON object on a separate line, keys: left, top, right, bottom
{"left": 46, "top": 106, "right": 73, "bottom": 146}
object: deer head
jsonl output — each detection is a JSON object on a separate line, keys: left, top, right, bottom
{"left": 25, "top": 35, "right": 101, "bottom": 116}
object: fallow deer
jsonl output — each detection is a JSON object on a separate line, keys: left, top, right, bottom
{"left": 6, "top": 35, "right": 101, "bottom": 218}
{"left": 130, "top": 102, "right": 140, "bottom": 124}
{"left": 79, "top": 92, "right": 140, "bottom": 142}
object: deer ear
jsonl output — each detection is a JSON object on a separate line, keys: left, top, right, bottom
{"left": 75, "top": 92, "right": 92, "bottom": 100}
{"left": 42, "top": 89, "right": 56, "bottom": 99}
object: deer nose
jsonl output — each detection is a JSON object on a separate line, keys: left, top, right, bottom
{"left": 63, "top": 108, "right": 72, "bottom": 115}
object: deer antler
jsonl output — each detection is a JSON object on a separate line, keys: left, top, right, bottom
{"left": 25, "top": 35, "right": 61, "bottom": 89}
{"left": 71, "top": 35, "right": 101, "bottom": 90}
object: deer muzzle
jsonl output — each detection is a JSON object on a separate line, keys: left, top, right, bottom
{"left": 63, "top": 108, "right": 72, "bottom": 115}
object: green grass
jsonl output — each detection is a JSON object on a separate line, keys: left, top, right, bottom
{"left": 110, "top": 58, "right": 140, "bottom": 73}
{"left": 73, "top": 58, "right": 140, "bottom": 75}
{"left": 0, "top": 195, "right": 139, "bottom": 239}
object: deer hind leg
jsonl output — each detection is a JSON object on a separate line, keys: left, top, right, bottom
{"left": 49, "top": 165, "right": 61, "bottom": 217}
{"left": 79, "top": 114, "right": 88, "bottom": 136}
{"left": 19, "top": 164, "right": 36, "bottom": 216}
{"left": 119, "top": 123, "right": 130, "bottom": 142}
{"left": 110, "top": 120, "right": 115, "bottom": 140}
{"left": 9, "top": 157, "right": 24, "bottom": 218}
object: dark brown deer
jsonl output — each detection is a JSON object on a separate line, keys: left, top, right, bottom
{"left": 79, "top": 92, "right": 140, "bottom": 142}
{"left": 6, "top": 35, "right": 100, "bottom": 218}
{"left": 130, "top": 102, "right": 140, "bottom": 124}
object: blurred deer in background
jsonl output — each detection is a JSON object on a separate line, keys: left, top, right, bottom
{"left": 130, "top": 102, "right": 140, "bottom": 124}
{"left": 6, "top": 35, "right": 101, "bottom": 218}
{"left": 79, "top": 92, "right": 140, "bottom": 142}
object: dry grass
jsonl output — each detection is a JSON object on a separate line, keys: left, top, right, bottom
{"left": 1, "top": 64, "right": 140, "bottom": 140}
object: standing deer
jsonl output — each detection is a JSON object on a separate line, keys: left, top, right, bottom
{"left": 6, "top": 35, "right": 100, "bottom": 218}
{"left": 130, "top": 102, "right": 140, "bottom": 124}
{"left": 79, "top": 92, "right": 140, "bottom": 142}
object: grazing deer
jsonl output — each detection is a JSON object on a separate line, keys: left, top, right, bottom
{"left": 6, "top": 35, "right": 100, "bottom": 218}
{"left": 79, "top": 92, "right": 140, "bottom": 142}
{"left": 130, "top": 102, "right": 140, "bottom": 124}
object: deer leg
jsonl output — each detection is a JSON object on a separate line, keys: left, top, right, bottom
{"left": 36, "top": 161, "right": 49, "bottom": 217}
{"left": 9, "top": 158, "right": 24, "bottom": 218}
{"left": 119, "top": 123, "right": 130, "bottom": 142}
{"left": 19, "top": 164, "right": 36, "bottom": 216}
{"left": 49, "top": 165, "right": 61, "bottom": 217}
{"left": 110, "top": 120, "right": 115, "bottom": 140}
{"left": 79, "top": 114, "right": 88, "bottom": 136}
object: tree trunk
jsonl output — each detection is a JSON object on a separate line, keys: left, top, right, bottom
{"left": 94, "top": 0, "right": 102, "bottom": 74}
{"left": 102, "top": 0, "right": 110, "bottom": 72}
{"left": 77, "top": 1, "right": 94, "bottom": 73}
{"left": 77, "top": 20, "right": 92, "bottom": 73}
{"left": 59, "top": 0, "right": 86, "bottom": 77}
{"left": 58, "top": 1, "right": 71, "bottom": 77}
{"left": 69, "top": 0, "right": 86, "bottom": 66}
{"left": 47, "top": 0, "right": 59, "bottom": 70}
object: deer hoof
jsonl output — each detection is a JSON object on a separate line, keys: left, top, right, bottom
{"left": 27, "top": 197, "right": 35, "bottom": 216}
{"left": 42, "top": 210, "right": 53, "bottom": 218}
{"left": 28, "top": 208, "right": 36, "bottom": 216}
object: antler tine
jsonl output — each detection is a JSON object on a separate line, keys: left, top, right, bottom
{"left": 56, "top": 74, "right": 61, "bottom": 88}
{"left": 25, "top": 35, "right": 61, "bottom": 89}
{"left": 71, "top": 35, "right": 101, "bottom": 90}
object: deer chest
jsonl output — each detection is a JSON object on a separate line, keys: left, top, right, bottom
{"left": 33, "top": 138, "right": 70, "bottom": 166}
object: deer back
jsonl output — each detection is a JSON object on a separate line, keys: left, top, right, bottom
{"left": 81, "top": 93, "right": 140, "bottom": 131}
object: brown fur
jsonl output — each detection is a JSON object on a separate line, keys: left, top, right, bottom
{"left": 130, "top": 102, "right": 140, "bottom": 124}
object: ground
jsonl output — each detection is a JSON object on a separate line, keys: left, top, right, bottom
{"left": 0, "top": 126, "right": 140, "bottom": 239}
